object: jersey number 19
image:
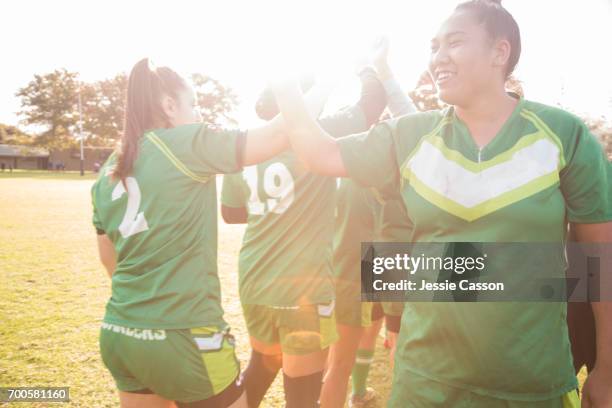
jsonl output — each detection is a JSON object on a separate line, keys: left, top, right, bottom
{"left": 243, "top": 163, "right": 295, "bottom": 215}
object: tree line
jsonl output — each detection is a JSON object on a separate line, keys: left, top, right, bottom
{"left": 2, "top": 70, "right": 609, "bottom": 159}
{"left": 1, "top": 69, "right": 238, "bottom": 149}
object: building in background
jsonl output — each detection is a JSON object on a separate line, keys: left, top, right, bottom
{"left": 0, "top": 144, "right": 49, "bottom": 169}
{"left": 0, "top": 144, "right": 114, "bottom": 171}
{"left": 48, "top": 147, "right": 113, "bottom": 171}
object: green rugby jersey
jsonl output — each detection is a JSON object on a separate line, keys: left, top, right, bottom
{"left": 337, "top": 98, "right": 612, "bottom": 400}
{"left": 91, "top": 124, "right": 243, "bottom": 329}
{"left": 333, "top": 181, "right": 412, "bottom": 313}
{"left": 333, "top": 178, "right": 381, "bottom": 289}
{"left": 378, "top": 195, "right": 414, "bottom": 242}
{"left": 222, "top": 106, "right": 367, "bottom": 306}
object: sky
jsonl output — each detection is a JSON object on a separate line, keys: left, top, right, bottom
{"left": 1, "top": 0, "right": 611, "bottom": 131}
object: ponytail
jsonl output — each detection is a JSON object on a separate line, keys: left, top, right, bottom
{"left": 113, "top": 58, "right": 186, "bottom": 181}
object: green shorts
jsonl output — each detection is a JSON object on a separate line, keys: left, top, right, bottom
{"left": 335, "top": 280, "right": 373, "bottom": 327}
{"left": 99, "top": 323, "right": 240, "bottom": 403}
{"left": 388, "top": 368, "right": 580, "bottom": 408}
{"left": 242, "top": 302, "right": 338, "bottom": 355}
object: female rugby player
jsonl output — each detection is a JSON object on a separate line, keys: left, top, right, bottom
{"left": 220, "top": 68, "right": 386, "bottom": 408}
{"left": 274, "top": 1, "right": 612, "bottom": 406}
{"left": 321, "top": 37, "right": 415, "bottom": 408}
{"left": 92, "top": 58, "right": 327, "bottom": 408}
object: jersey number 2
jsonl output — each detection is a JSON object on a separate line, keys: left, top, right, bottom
{"left": 112, "top": 177, "right": 149, "bottom": 238}
{"left": 243, "top": 163, "right": 294, "bottom": 215}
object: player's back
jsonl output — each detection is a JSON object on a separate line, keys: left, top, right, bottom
{"left": 222, "top": 107, "right": 368, "bottom": 307}
{"left": 92, "top": 124, "right": 243, "bottom": 329}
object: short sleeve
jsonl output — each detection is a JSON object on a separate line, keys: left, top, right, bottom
{"left": 153, "top": 124, "right": 245, "bottom": 176}
{"left": 560, "top": 122, "right": 612, "bottom": 223}
{"left": 191, "top": 126, "right": 245, "bottom": 174}
{"left": 221, "top": 173, "right": 248, "bottom": 208}
{"left": 336, "top": 120, "right": 400, "bottom": 199}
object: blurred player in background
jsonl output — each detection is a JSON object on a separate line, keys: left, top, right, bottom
{"left": 221, "top": 67, "right": 386, "bottom": 408}
{"left": 321, "top": 37, "right": 414, "bottom": 408}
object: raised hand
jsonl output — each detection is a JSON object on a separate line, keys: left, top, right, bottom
{"left": 371, "top": 36, "right": 390, "bottom": 72}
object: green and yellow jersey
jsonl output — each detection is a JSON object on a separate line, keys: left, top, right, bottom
{"left": 337, "top": 98, "right": 612, "bottom": 401}
{"left": 91, "top": 124, "right": 243, "bottom": 330}
{"left": 221, "top": 106, "right": 369, "bottom": 307}
{"left": 334, "top": 178, "right": 381, "bottom": 287}
{"left": 332, "top": 178, "right": 381, "bottom": 326}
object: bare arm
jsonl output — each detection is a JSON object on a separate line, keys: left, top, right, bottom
{"left": 97, "top": 234, "right": 116, "bottom": 278}
{"left": 371, "top": 37, "right": 415, "bottom": 117}
{"left": 242, "top": 82, "right": 333, "bottom": 166}
{"left": 272, "top": 80, "right": 347, "bottom": 176}
{"left": 572, "top": 221, "right": 612, "bottom": 407}
{"left": 221, "top": 205, "right": 248, "bottom": 224}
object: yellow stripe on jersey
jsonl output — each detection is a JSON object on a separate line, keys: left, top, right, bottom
{"left": 399, "top": 109, "right": 564, "bottom": 222}
{"left": 145, "top": 132, "right": 212, "bottom": 183}
{"left": 405, "top": 168, "right": 560, "bottom": 222}
{"left": 562, "top": 390, "right": 580, "bottom": 408}
{"left": 520, "top": 109, "right": 566, "bottom": 168}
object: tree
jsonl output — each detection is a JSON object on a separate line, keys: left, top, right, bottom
{"left": 16, "top": 69, "right": 80, "bottom": 148}
{"left": 191, "top": 73, "right": 238, "bottom": 126}
{"left": 81, "top": 74, "right": 127, "bottom": 147}
{"left": 408, "top": 71, "right": 446, "bottom": 112}
{"left": 505, "top": 75, "right": 524, "bottom": 97}
{"left": 16, "top": 69, "right": 239, "bottom": 149}
{"left": 582, "top": 116, "right": 612, "bottom": 160}
{"left": 0, "top": 123, "right": 32, "bottom": 145}
{"left": 81, "top": 72, "right": 237, "bottom": 146}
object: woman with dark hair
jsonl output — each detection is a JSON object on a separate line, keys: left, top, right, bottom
{"left": 273, "top": 1, "right": 612, "bottom": 407}
{"left": 221, "top": 67, "right": 387, "bottom": 408}
{"left": 91, "top": 58, "right": 327, "bottom": 408}
{"left": 322, "top": 37, "right": 415, "bottom": 408}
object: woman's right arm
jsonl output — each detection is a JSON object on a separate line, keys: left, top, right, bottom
{"left": 241, "top": 81, "right": 334, "bottom": 167}
{"left": 272, "top": 80, "right": 348, "bottom": 176}
{"left": 371, "top": 37, "right": 416, "bottom": 117}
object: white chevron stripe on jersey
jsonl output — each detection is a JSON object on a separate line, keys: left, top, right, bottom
{"left": 403, "top": 137, "right": 561, "bottom": 221}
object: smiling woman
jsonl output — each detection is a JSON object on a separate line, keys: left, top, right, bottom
{"left": 273, "top": 0, "right": 612, "bottom": 407}
{"left": 430, "top": 0, "right": 520, "bottom": 113}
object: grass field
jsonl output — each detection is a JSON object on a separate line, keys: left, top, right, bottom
{"left": 0, "top": 171, "right": 392, "bottom": 407}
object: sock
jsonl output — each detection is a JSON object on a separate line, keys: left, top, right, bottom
{"left": 243, "top": 350, "right": 281, "bottom": 408}
{"left": 283, "top": 371, "right": 323, "bottom": 408}
{"left": 351, "top": 349, "right": 375, "bottom": 397}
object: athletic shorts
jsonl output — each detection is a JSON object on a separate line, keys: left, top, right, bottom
{"left": 242, "top": 302, "right": 338, "bottom": 355}
{"left": 99, "top": 323, "right": 241, "bottom": 404}
{"left": 335, "top": 280, "right": 373, "bottom": 327}
{"left": 387, "top": 368, "right": 580, "bottom": 408}
{"left": 335, "top": 290, "right": 403, "bottom": 330}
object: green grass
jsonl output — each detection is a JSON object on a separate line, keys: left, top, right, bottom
{"left": 0, "top": 171, "right": 585, "bottom": 407}
{"left": 0, "top": 172, "right": 391, "bottom": 407}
